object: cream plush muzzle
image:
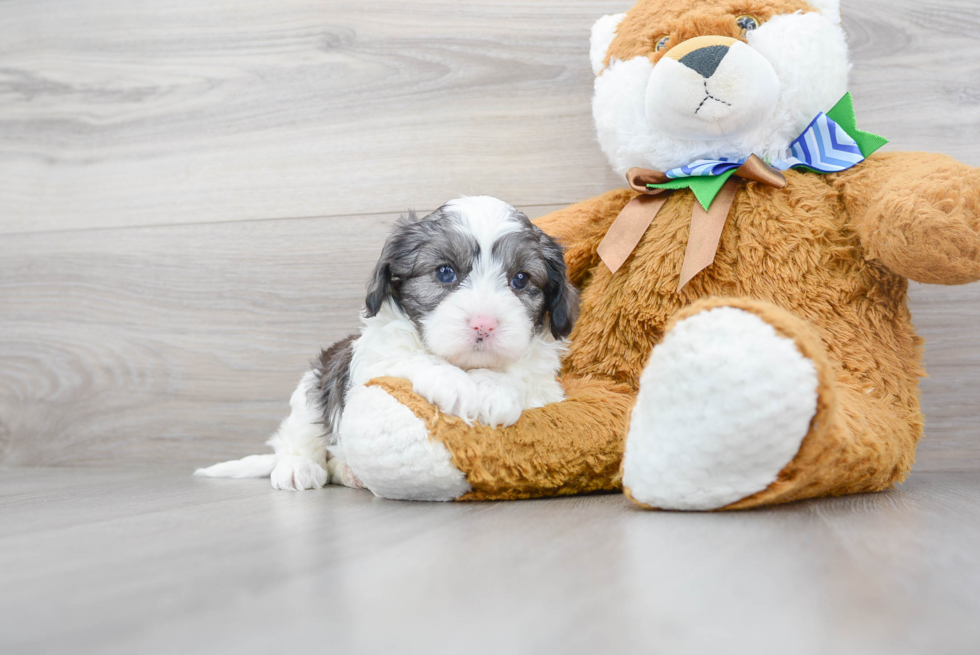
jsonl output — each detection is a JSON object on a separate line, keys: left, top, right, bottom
{"left": 646, "top": 36, "right": 781, "bottom": 140}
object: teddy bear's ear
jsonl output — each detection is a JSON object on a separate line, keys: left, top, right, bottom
{"left": 807, "top": 0, "right": 841, "bottom": 25}
{"left": 590, "top": 13, "right": 627, "bottom": 75}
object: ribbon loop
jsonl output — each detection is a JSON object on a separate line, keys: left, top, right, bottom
{"left": 734, "top": 155, "right": 787, "bottom": 188}
{"left": 626, "top": 168, "right": 670, "bottom": 194}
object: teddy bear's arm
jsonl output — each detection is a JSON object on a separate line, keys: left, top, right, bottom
{"left": 346, "top": 375, "right": 634, "bottom": 501}
{"left": 532, "top": 189, "right": 635, "bottom": 286}
{"left": 829, "top": 151, "right": 980, "bottom": 285}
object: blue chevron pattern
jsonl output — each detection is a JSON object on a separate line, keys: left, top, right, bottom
{"left": 780, "top": 113, "right": 864, "bottom": 172}
{"left": 665, "top": 157, "right": 744, "bottom": 179}
{"left": 660, "top": 112, "right": 867, "bottom": 182}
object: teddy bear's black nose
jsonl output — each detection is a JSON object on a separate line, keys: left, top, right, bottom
{"left": 679, "top": 45, "right": 730, "bottom": 78}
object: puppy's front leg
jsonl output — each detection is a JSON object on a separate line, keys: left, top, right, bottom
{"left": 196, "top": 370, "right": 329, "bottom": 491}
{"left": 404, "top": 357, "right": 482, "bottom": 424}
{"left": 326, "top": 449, "right": 365, "bottom": 489}
{"left": 467, "top": 369, "right": 527, "bottom": 428}
{"left": 267, "top": 371, "right": 329, "bottom": 491}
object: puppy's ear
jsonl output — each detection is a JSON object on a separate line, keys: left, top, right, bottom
{"left": 364, "top": 258, "right": 392, "bottom": 318}
{"left": 365, "top": 210, "right": 427, "bottom": 316}
{"left": 365, "top": 211, "right": 421, "bottom": 316}
{"left": 542, "top": 236, "right": 579, "bottom": 340}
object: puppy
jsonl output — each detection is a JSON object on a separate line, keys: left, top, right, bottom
{"left": 195, "top": 196, "right": 578, "bottom": 490}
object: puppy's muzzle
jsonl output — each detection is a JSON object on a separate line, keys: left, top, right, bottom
{"left": 469, "top": 315, "right": 497, "bottom": 344}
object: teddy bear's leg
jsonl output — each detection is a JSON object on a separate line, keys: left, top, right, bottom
{"left": 622, "top": 297, "right": 920, "bottom": 511}
{"left": 340, "top": 376, "right": 634, "bottom": 501}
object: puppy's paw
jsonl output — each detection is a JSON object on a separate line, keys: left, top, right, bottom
{"left": 468, "top": 369, "right": 525, "bottom": 428}
{"left": 326, "top": 455, "right": 365, "bottom": 489}
{"left": 414, "top": 366, "right": 481, "bottom": 423}
{"left": 271, "top": 454, "right": 328, "bottom": 491}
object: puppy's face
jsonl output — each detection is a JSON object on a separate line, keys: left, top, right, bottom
{"left": 365, "top": 197, "right": 577, "bottom": 370}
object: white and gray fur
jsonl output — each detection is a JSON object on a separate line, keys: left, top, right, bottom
{"left": 196, "top": 196, "right": 577, "bottom": 491}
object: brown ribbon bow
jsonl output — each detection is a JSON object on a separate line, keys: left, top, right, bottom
{"left": 596, "top": 154, "right": 787, "bottom": 291}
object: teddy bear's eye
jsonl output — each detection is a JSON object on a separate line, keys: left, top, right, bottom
{"left": 736, "top": 15, "right": 760, "bottom": 31}
{"left": 655, "top": 35, "right": 670, "bottom": 52}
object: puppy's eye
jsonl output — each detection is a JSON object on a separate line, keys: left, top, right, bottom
{"left": 435, "top": 265, "right": 457, "bottom": 284}
{"left": 736, "top": 15, "right": 759, "bottom": 31}
{"left": 655, "top": 35, "right": 670, "bottom": 52}
{"left": 510, "top": 272, "right": 530, "bottom": 290}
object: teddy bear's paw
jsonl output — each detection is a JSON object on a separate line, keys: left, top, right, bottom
{"left": 270, "top": 454, "right": 328, "bottom": 491}
{"left": 623, "top": 306, "right": 819, "bottom": 510}
{"left": 339, "top": 384, "right": 472, "bottom": 501}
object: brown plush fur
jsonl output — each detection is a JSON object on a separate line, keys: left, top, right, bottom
{"left": 367, "top": 376, "right": 633, "bottom": 501}
{"left": 834, "top": 152, "right": 980, "bottom": 285}
{"left": 373, "top": 150, "right": 980, "bottom": 507}
{"left": 361, "top": 0, "right": 980, "bottom": 509}
{"left": 604, "top": 0, "right": 815, "bottom": 70}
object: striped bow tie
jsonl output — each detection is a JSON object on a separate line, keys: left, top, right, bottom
{"left": 598, "top": 93, "right": 888, "bottom": 290}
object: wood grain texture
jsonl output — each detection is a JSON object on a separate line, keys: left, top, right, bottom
{"left": 0, "top": 205, "right": 562, "bottom": 467}
{"left": 0, "top": 213, "right": 395, "bottom": 466}
{"left": 0, "top": 0, "right": 626, "bottom": 233}
{"left": 2, "top": 0, "right": 980, "bottom": 233}
{"left": 1, "top": 0, "right": 980, "bottom": 470}
{"left": 1, "top": 467, "right": 979, "bottom": 654}
{"left": 1, "top": 214, "right": 978, "bottom": 470}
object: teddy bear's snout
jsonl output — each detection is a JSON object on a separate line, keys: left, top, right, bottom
{"left": 641, "top": 34, "right": 781, "bottom": 140}
{"left": 678, "top": 45, "right": 730, "bottom": 79}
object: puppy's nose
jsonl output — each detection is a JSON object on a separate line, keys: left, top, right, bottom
{"left": 679, "top": 45, "right": 729, "bottom": 78}
{"left": 469, "top": 315, "right": 498, "bottom": 339}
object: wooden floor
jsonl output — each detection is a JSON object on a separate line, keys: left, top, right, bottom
{"left": 3, "top": 1, "right": 980, "bottom": 652}
{"left": 1, "top": 468, "right": 979, "bottom": 655}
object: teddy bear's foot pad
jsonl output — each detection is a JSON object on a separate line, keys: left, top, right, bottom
{"left": 340, "top": 385, "right": 472, "bottom": 501}
{"left": 623, "top": 306, "right": 819, "bottom": 510}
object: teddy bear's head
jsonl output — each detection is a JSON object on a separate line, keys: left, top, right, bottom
{"left": 591, "top": 0, "right": 848, "bottom": 174}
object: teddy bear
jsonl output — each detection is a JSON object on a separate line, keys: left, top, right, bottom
{"left": 337, "top": 0, "right": 980, "bottom": 510}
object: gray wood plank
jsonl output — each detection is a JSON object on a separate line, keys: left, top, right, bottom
{"left": 0, "top": 467, "right": 978, "bottom": 655}
{"left": 0, "top": 212, "right": 394, "bottom": 466}
{"left": 0, "top": 205, "right": 559, "bottom": 467}
{"left": 2, "top": 1, "right": 980, "bottom": 469}
{"left": 1, "top": 214, "right": 978, "bottom": 470}
{"left": 0, "top": 0, "right": 627, "bottom": 234}
{"left": 2, "top": 0, "right": 980, "bottom": 233}
{"left": 911, "top": 284, "right": 980, "bottom": 471}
